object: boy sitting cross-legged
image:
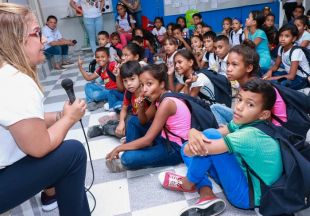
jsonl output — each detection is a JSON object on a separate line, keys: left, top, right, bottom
{"left": 159, "top": 79, "right": 283, "bottom": 216}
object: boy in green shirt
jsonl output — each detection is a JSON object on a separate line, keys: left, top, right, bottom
{"left": 159, "top": 79, "right": 283, "bottom": 215}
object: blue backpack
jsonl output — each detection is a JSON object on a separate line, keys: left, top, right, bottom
{"left": 271, "top": 83, "right": 310, "bottom": 138}
{"left": 243, "top": 121, "right": 310, "bottom": 216}
{"left": 159, "top": 92, "right": 218, "bottom": 139}
{"left": 198, "top": 69, "right": 232, "bottom": 107}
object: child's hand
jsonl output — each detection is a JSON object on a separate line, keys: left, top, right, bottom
{"left": 115, "top": 122, "right": 125, "bottom": 137}
{"left": 106, "top": 147, "right": 120, "bottom": 160}
{"left": 187, "top": 128, "right": 209, "bottom": 156}
{"left": 78, "top": 56, "right": 83, "bottom": 68}
{"left": 167, "top": 62, "right": 175, "bottom": 75}
{"left": 263, "top": 70, "right": 273, "bottom": 80}
{"left": 113, "top": 63, "right": 121, "bottom": 76}
{"left": 185, "top": 73, "right": 198, "bottom": 86}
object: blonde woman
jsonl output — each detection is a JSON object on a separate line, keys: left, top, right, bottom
{"left": 0, "top": 3, "right": 90, "bottom": 215}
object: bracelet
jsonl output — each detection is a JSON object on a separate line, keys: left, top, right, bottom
{"left": 56, "top": 111, "right": 62, "bottom": 121}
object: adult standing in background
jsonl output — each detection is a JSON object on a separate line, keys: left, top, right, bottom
{"left": 282, "top": 0, "right": 302, "bottom": 23}
{"left": 119, "top": 0, "right": 141, "bottom": 27}
{"left": 70, "top": 0, "right": 105, "bottom": 53}
{"left": 0, "top": 3, "right": 90, "bottom": 215}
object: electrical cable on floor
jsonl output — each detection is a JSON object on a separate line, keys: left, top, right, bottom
{"left": 80, "top": 119, "right": 96, "bottom": 214}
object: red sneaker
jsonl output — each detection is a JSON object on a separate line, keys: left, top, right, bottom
{"left": 158, "top": 171, "right": 196, "bottom": 193}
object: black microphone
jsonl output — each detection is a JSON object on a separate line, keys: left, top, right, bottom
{"left": 61, "top": 78, "right": 76, "bottom": 104}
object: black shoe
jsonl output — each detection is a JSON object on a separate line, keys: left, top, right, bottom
{"left": 40, "top": 191, "right": 58, "bottom": 212}
{"left": 87, "top": 125, "right": 104, "bottom": 138}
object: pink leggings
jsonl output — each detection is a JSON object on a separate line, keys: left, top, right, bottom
{"left": 119, "top": 32, "right": 132, "bottom": 47}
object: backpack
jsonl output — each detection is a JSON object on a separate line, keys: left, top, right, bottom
{"left": 89, "top": 59, "right": 97, "bottom": 73}
{"left": 93, "top": 64, "right": 116, "bottom": 82}
{"left": 159, "top": 92, "right": 218, "bottom": 139}
{"left": 280, "top": 46, "right": 310, "bottom": 76}
{"left": 229, "top": 30, "right": 244, "bottom": 45}
{"left": 111, "top": 45, "right": 123, "bottom": 58}
{"left": 198, "top": 68, "right": 232, "bottom": 107}
{"left": 242, "top": 121, "right": 310, "bottom": 216}
{"left": 271, "top": 83, "right": 310, "bottom": 138}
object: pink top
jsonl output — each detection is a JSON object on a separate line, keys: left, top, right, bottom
{"left": 271, "top": 87, "right": 287, "bottom": 126}
{"left": 157, "top": 97, "right": 191, "bottom": 145}
{"left": 115, "top": 43, "right": 123, "bottom": 50}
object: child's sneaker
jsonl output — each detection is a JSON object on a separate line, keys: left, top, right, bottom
{"left": 40, "top": 191, "right": 58, "bottom": 212}
{"left": 87, "top": 125, "right": 105, "bottom": 138}
{"left": 158, "top": 171, "right": 196, "bottom": 193}
{"left": 103, "top": 103, "right": 110, "bottom": 111}
{"left": 179, "top": 196, "right": 226, "bottom": 216}
{"left": 98, "top": 112, "right": 118, "bottom": 125}
{"left": 105, "top": 159, "right": 127, "bottom": 173}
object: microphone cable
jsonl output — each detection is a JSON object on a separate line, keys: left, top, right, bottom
{"left": 79, "top": 119, "right": 96, "bottom": 214}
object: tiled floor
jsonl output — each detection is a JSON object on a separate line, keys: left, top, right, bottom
{"left": 8, "top": 50, "right": 309, "bottom": 216}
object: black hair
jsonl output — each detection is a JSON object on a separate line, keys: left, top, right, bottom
{"left": 111, "top": 32, "right": 121, "bottom": 40}
{"left": 154, "top": 16, "right": 164, "bottom": 26}
{"left": 242, "top": 39, "right": 256, "bottom": 49}
{"left": 98, "top": 31, "right": 109, "bottom": 38}
{"left": 140, "top": 64, "right": 169, "bottom": 89}
{"left": 278, "top": 23, "right": 299, "bottom": 38}
{"left": 192, "top": 13, "right": 202, "bottom": 19}
{"left": 295, "top": 15, "right": 309, "bottom": 28}
{"left": 95, "top": 46, "right": 110, "bottom": 56}
{"left": 251, "top": 10, "right": 265, "bottom": 29}
{"left": 163, "top": 36, "right": 178, "bottom": 46}
{"left": 294, "top": 5, "right": 305, "bottom": 14}
{"left": 203, "top": 24, "right": 213, "bottom": 31}
{"left": 172, "top": 24, "right": 182, "bottom": 32}
{"left": 116, "top": 2, "right": 129, "bottom": 13}
{"left": 176, "top": 16, "right": 187, "bottom": 28}
{"left": 191, "top": 34, "right": 203, "bottom": 42}
{"left": 133, "top": 27, "right": 144, "bottom": 37}
{"left": 124, "top": 43, "right": 144, "bottom": 61}
{"left": 241, "top": 79, "right": 276, "bottom": 110}
{"left": 266, "top": 13, "right": 275, "bottom": 19}
{"left": 223, "top": 17, "right": 232, "bottom": 24}
{"left": 167, "top": 22, "right": 174, "bottom": 29}
{"left": 174, "top": 49, "right": 200, "bottom": 72}
{"left": 214, "top": 35, "right": 229, "bottom": 44}
{"left": 229, "top": 44, "right": 260, "bottom": 77}
{"left": 120, "top": 60, "right": 142, "bottom": 78}
{"left": 132, "top": 35, "right": 144, "bottom": 44}
{"left": 47, "top": 15, "right": 57, "bottom": 22}
{"left": 202, "top": 31, "right": 217, "bottom": 41}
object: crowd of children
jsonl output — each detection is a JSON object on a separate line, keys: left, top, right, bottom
{"left": 76, "top": 3, "right": 310, "bottom": 215}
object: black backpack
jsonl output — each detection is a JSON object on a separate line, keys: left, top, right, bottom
{"left": 271, "top": 83, "right": 310, "bottom": 138}
{"left": 242, "top": 121, "right": 310, "bottom": 216}
{"left": 111, "top": 45, "right": 123, "bottom": 58}
{"left": 280, "top": 46, "right": 310, "bottom": 76}
{"left": 159, "top": 92, "right": 218, "bottom": 138}
{"left": 198, "top": 68, "right": 232, "bottom": 107}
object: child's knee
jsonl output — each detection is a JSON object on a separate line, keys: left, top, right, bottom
{"left": 202, "top": 128, "right": 222, "bottom": 139}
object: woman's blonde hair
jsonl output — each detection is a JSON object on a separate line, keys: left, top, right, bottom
{"left": 0, "top": 3, "right": 42, "bottom": 90}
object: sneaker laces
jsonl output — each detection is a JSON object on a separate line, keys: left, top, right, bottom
{"left": 168, "top": 174, "right": 183, "bottom": 188}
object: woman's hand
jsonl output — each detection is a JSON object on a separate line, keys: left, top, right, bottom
{"left": 115, "top": 121, "right": 125, "bottom": 137}
{"left": 62, "top": 99, "right": 86, "bottom": 124}
{"left": 187, "top": 128, "right": 209, "bottom": 156}
{"left": 106, "top": 146, "right": 120, "bottom": 160}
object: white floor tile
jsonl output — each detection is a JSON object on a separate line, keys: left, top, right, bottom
{"left": 90, "top": 179, "right": 130, "bottom": 216}
{"left": 87, "top": 137, "right": 119, "bottom": 161}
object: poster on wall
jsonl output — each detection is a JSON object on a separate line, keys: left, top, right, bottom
{"left": 164, "top": 0, "right": 273, "bottom": 16}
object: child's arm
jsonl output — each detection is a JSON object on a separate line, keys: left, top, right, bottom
{"left": 106, "top": 98, "right": 176, "bottom": 160}
{"left": 167, "top": 63, "right": 176, "bottom": 91}
{"left": 113, "top": 63, "right": 125, "bottom": 92}
{"left": 145, "top": 40, "right": 155, "bottom": 54}
{"left": 78, "top": 56, "right": 99, "bottom": 81}
{"left": 115, "top": 105, "right": 128, "bottom": 137}
{"left": 129, "top": 15, "right": 136, "bottom": 32}
{"left": 137, "top": 98, "right": 156, "bottom": 125}
{"left": 273, "top": 61, "right": 299, "bottom": 81}
{"left": 300, "top": 40, "right": 310, "bottom": 48}
{"left": 264, "top": 55, "right": 281, "bottom": 79}
{"left": 184, "top": 128, "right": 228, "bottom": 156}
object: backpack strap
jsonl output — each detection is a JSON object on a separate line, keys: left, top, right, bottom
{"left": 106, "top": 64, "right": 116, "bottom": 82}
{"left": 239, "top": 30, "right": 244, "bottom": 44}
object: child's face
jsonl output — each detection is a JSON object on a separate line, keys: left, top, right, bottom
{"left": 123, "top": 74, "right": 140, "bottom": 93}
{"left": 202, "top": 26, "right": 211, "bottom": 34}
{"left": 163, "top": 40, "right": 178, "bottom": 55}
{"left": 134, "top": 29, "right": 143, "bottom": 37}
{"left": 117, "top": 5, "right": 126, "bottom": 16}
{"left": 232, "top": 20, "right": 242, "bottom": 32}
{"left": 214, "top": 40, "right": 230, "bottom": 59}
{"left": 246, "top": 13, "right": 254, "bottom": 27}
{"left": 193, "top": 16, "right": 201, "bottom": 25}
{"left": 111, "top": 36, "right": 120, "bottom": 46}
{"left": 95, "top": 51, "right": 109, "bottom": 67}
{"left": 293, "top": 8, "right": 304, "bottom": 19}
{"left": 154, "top": 19, "right": 162, "bottom": 29}
{"left": 294, "top": 19, "right": 306, "bottom": 33}
{"left": 174, "top": 54, "right": 194, "bottom": 76}
{"left": 222, "top": 20, "right": 231, "bottom": 31}
{"left": 203, "top": 37, "right": 214, "bottom": 52}
{"left": 191, "top": 37, "right": 202, "bottom": 49}
{"left": 122, "top": 47, "right": 139, "bottom": 62}
{"left": 173, "top": 29, "right": 183, "bottom": 39}
{"left": 233, "top": 89, "right": 269, "bottom": 125}
{"left": 279, "top": 30, "right": 296, "bottom": 47}
{"left": 97, "top": 35, "right": 109, "bottom": 47}
{"left": 227, "top": 52, "right": 251, "bottom": 82}
{"left": 167, "top": 25, "right": 173, "bottom": 36}
{"left": 195, "top": 24, "right": 203, "bottom": 34}
{"left": 264, "top": 15, "right": 274, "bottom": 28}
{"left": 139, "top": 71, "right": 164, "bottom": 102}
{"left": 177, "top": 19, "right": 186, "bottom": 28}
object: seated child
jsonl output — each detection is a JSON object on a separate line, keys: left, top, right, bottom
{"left": 262, "top": 13, "right": 278, "bottom": 57}
{"left": 176, "top": 16, "right": 190, "bottom": 39}
{"left": 78, "top": 47, "right": 118, "bottom": 111}
{"left": 201, "top": 31, "right": 217, "bottom": 69}
{"left": 165, "top": 23, "right": 174, "bottom": 37}
{"left": 152, "top": 16, "right": 166, "bottom": 44}
{"left": 265, "top": 24, "right": 310, "bottom": 90}
{"left": 132, "top": 36, "right": 154, "bottom": 64}
{"left": 229, "top": 17, "right": 245, "bottom": 47}
{"left": 133, "top": 27, "right": 156, "bottom": 54}
{"left": 294, "top": 15, "right": 310, "bottom": 49}
{"left": 159, "top": 79, "right": 282, "bottom": 216}
{"left": 221, "top": 17, "right": 232, "bottom": 37}
{"left": 191, "top": 35, "right": 204, "bottom": 67}
{"left": 172, "top": 24, "right": 192, "bottom": 50}
{"left": 214, "top": 35, "right": 230, "bottom": 76}
{"left": 110, "top": 31, "right": 123, "bottom": 50}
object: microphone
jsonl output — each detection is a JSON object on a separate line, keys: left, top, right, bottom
{"left": 61, "top": 78, "right": 76, "bottom": 104}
